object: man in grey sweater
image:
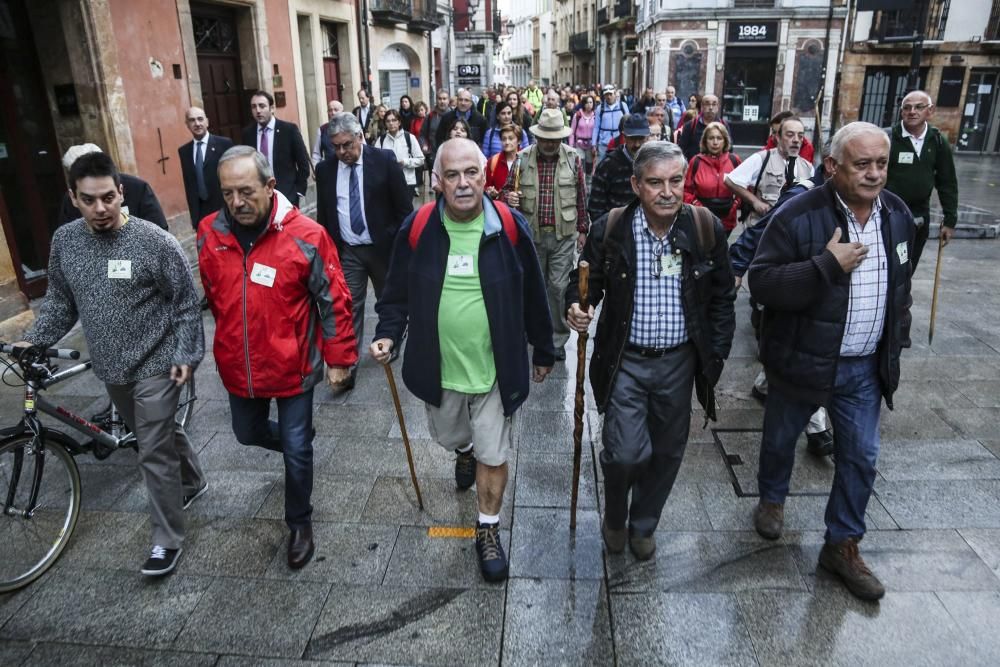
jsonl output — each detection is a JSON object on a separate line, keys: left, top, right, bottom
{"left": 22, "top": 151, "right": 206, "bottom": 577}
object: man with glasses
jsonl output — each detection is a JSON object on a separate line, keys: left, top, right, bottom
{"left": 315, "top": 113, "right": 413, "bottom": 389}
{"left": 884, "top": 90, "right": 958, "bottom": 269}
{"left": 567, "top": 141, "right": 736, "bottom": 561}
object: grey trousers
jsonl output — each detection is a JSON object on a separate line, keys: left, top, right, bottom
{"left": 340, "top": 243, "right": 389, "bottom": 362}
{"left": 106, "top": 373, "right": 205, "bottom": 550}
{"left": 600, "top": 344, "right": 696, "bottom": 537}
{"left": 534, "top": 229, "right": 575, "bottom": 349}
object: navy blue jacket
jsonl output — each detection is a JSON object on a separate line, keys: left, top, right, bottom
{"left": 374, "top": 196, "right": 556, "bottom": 416}
{"left": 749, "top": 181, "right": 914, "bottom": 408}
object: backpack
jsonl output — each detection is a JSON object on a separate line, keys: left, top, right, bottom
{"left": 604, "top": 204, "right": 716, "bottom": 258}
{"left": 596, "top": 101, "right": 627, "bottom": 138}
{"left": 408, "top": 200, "right": 519, "bottom": 249}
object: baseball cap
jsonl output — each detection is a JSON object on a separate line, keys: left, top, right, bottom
{"left": 622, "top": 113, "right": 650, "bottom": 137}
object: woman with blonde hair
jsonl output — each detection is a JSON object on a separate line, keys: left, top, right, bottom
{"left": 683, "top": 121, "right": 742, "bottom": 231}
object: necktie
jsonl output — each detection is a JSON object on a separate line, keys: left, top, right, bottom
{"left": 260, "top": 127, "right": 270, "bottom": 161}
{"left": 349, "top": 163, "right": 365, "bottom": 236}
{"left": 780, "top": 156, "right": 796, "bottom": 195}
{"left": 195, "top": 141, "right": 208, "bottom": 201}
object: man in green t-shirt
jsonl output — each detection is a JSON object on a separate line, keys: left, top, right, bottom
{"left": 372, "top": 138, "right": 556, "bottom": 582}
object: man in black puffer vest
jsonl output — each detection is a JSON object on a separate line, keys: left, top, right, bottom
{"left": 749, "top": 122, "right": 914, "bottom": 602}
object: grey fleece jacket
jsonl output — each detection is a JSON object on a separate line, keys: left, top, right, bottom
{"left": 26, "top": 217, "right": 204, "bottom": 384}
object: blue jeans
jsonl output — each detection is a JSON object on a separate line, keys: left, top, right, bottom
{"left": 757, "top": 355, "right": 882, "bottom": 543}
{"left": 228, "top": 388, "right": 315, "bottom": 529}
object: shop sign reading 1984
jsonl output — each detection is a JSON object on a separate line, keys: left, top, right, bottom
{"left": 727, "top": 21, "right": 778, "bottom": 44}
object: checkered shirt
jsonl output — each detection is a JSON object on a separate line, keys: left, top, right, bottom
{"left": 836, "top": 192, "right": 888, "bottom": 357}
{"left": 628, "top": 207, "right": 688, "bottom": 349}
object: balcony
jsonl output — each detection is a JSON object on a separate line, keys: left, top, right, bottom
{"left": 570, "top": 31, "right": 593, "bottom": 53}
{"left": 869, "top": 0, "right": 949, "bottom": 42}
{"left": 597, "top": 7, "right": 608, "bottom": 27}
{"left": 614, "top": 0, "right": 632, "bottom": 19}
{"left": 371, "top": 0, "right": 410, "bottom": 27}
{"left": 408, "top": 8, "right": 443, "bottom": 32}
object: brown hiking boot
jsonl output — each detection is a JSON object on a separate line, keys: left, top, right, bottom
{"left": 818, "top": 538, "right": 885, "bottom": 601}
{"left": 628, "top": 534, "right": 656, "bottom": 561}
{"left": 601, "top": 517, "right": 626, "bottom": 554}
{"left": 753, "top": 501, "right": 784, "bottom": 540}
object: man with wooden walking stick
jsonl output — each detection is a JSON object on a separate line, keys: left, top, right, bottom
{"left": 371, "top": 138, "right": 555, "bottom": 582}
{"left": 566, "top": 141, "right": 736, "bottom": 561}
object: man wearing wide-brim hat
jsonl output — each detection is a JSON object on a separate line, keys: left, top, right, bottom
{"left": 504, "top": 108, "right": 590, "bottom": 361}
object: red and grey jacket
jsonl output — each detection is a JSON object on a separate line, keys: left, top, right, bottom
{"left": 197, "top": 192, "right": 357, "bottom": 398}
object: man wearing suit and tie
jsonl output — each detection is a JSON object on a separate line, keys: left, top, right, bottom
{"left": 179, "top": 107, "right": 233, "bottom": 228}
{"left": 241, "top": 90, "right": 311, "bottom": 206}
{"left": 315, "top": 113, "right": 413, "bottom": 390}
{"left": 352, "top": 89, "right": 376, "bottom": 144}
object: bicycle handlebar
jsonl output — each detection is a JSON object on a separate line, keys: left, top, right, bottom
{"left": 0, "top": 343, "right": 80, "bottom": 361}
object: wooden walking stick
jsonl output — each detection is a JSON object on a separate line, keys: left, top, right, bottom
{"left": 928, "top": 235, "right": 945, "bottom": 346}
{"left": 378, "top": 343, "right": 424, "bottom": 510}
{"left": 570, "top": 261, "right": 590, "bottom": 531}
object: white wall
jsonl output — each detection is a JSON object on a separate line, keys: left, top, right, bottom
{"left": 943, "top": 0, "right": 991, "bottom": 41}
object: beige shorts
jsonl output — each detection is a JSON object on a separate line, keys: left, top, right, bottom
{"left": 425, "top": 383, "right": 515, "bottom": 466}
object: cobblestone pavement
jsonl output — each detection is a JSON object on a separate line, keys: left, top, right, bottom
{"left": 1, "top": 235, "right": 999, "bottom": 666}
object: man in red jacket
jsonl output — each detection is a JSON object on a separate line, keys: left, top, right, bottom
{"left": 198, "top": 146, "right": 357, "bottom": 569}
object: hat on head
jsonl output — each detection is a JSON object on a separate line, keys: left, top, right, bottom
{"left": 622, "top": 113, "right": 650, "bottom": 137}
{"left": 62, "top": 143, "right": 102, "bottom": 170}
{"left": 530, "top": 109, "right": 572, "bottom": 140}
{"left": 602, "top": 84, "right": 616, "bottom": 95}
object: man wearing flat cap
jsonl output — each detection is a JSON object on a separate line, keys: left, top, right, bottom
{"left": 504, "top": 108, "right": 590, "bottom": 361}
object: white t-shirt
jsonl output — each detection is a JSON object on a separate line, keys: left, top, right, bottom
{"left": 727, "top": 150, "right": 769, "bottom": 189}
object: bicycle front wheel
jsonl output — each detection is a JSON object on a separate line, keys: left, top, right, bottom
{"left": 0, "top": 434, "right": 81, "bottom": 593}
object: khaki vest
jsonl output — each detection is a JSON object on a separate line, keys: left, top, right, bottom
{"left": 746, "top": 150, "right": 813, "bottom": 226}
{"left": 517, "top": 145, "right": 580, "bottom": 240}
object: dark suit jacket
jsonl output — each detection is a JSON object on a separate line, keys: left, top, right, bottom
{"left": 352, "top": 105, "right": 376, "bottom": 143}
{"left": 60, "top": 173, "right": 167, "bottom": 229}
{"left": 314, "top": 145, "right": 413, "bottom": 252}
{"left": 241, "top": 119, "right": 311, "bottom": 206}
{"left": 178, "top": 133, "right": 234, "bottom": 228}
{"left": 434, "top": 109, "right": 489, "bottom": 147}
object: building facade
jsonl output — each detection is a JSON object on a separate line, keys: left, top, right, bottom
{"left": 840, "top": 0, "right": 1000, "bottom": 152}
{"left": 597, "top": 0, "right": 635, "bottom": 91}
{"left": 635, "top": 1, "right": 846, "bottom": 146}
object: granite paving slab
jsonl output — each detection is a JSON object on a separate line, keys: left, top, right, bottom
{"left": 876, "top": 479, "right": 1000, "bottom": 529}
{"left": 77, "top": 464, "right": 144, "bottom": 511}
{"left": 216, "top": 657, "right": 352, "bottom": 667}
{"left": 305, "top": 586, "right": 503, "bottom": 665}
{"left": 360, "top": 475, "right": 514, "bottom": 530}
{"left": 508, "top": 507, "right": 604, "bottom": 580}
{"left": 0, "top": 569, "right": 211, "bottom": 649}
{"left": 714, "top": 429, "right": 838, "bottom": 496}
{"left": 935, "top": 591, "right": 1000, "bottom": 664}
{"left": 20, "top": 642, "right": 219, "bottom": 666}
{"left": 606, "top": 530, "right": 806, "bottom": 594}
{"left": 0, "top": 640, "right": 33, "bottom": 666}
{"left": 783, "top": 529, "right": 1000, "bottom": 593}
{"left": 933, "top": 408, "right": 1000, "bottom": 440}
{"left": 952, "top": 381, "right": 1000, "bottom": 408}
{"left": 382, "top": 525, "right": 510, "bottom": 589}
{"left": 263, "top": 521, "right": 398, "bottom": 585}
{"left": 610, "top": 592, "right": 758, "bottom": 666}
{"left": 173, "top": 577, "right": 331, "bottom": 658}
{"left": 958, "top": 528, "right": 1000, "bottom": 579}
{"left": 514, "top": 450, "right": 598, "bottom": 510}
{"left": 112, "top": 470, "right": 278, "bottom": 520}
{"left": 256, "top": 473, "right": 377, "bottom": 524}
{"left": 738, "top": 588, "right": 989, "bottom": 666}
{"left": 502, "top": 578, "right": 614, "bottom": 666}
{"left": 175, "top": 517, "right": 286, "bottom": 578}
{"left": 316, "top": 436, "right": 456, "bottom": 480}
{"left": 49, "top": 510, "right": 148, "bottom": 572}
{"left": 875, "top": 439, "right": 1000, "bottom": 481}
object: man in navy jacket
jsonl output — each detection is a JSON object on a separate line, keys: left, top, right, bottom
{"left": 749, "top": 122, "right": 913, "bottom": 602}
{"left": 372, "top": 138, "right": 554, "bottom": 583}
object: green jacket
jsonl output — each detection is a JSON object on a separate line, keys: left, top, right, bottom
{"left": 884, "top": 123, "right": 959, "bottom": 227}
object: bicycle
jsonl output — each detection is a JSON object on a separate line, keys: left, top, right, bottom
{"left": 0, "top": 343, "right": 196, "bottom": 593}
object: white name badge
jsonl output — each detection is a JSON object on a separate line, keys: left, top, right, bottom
{"left": 107, "top": 260, "right": 132, "bottom": 279}
{"left": 661, "top": 254, "right": 682, "bottom": 277}
{"left": 898, "top": 152, "right": 915, "bottom": 164}
{"left": 250, "top": 262, "right": 277, "bottom": 287}
{"left": 896, "top": 241, "right": 909, "bottom": 265}
{"left": 447, "top": 254, "right": 474, "bottom": 276}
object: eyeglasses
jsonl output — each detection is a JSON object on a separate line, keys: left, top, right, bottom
{"left": 650, "top": 239, "right": 667, "bottom": 278}
{"left": 901, "top": 104, "right": 929, "bottom": 112}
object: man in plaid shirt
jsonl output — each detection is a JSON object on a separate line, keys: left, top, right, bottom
{"left": 504, "top": 109, "right": 589, "bottom": 360}
{"left": 566, "top": 142, "right": 736, "bottom": 561}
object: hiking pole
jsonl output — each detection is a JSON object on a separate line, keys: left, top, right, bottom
{"left": 378, "top": 343, "right": 424, "bottom": 510}
{"left": 928, "top": 235, "right": 945, "bottom": 346}
{"left": 570, "top": 261, "right": 590, "bottom": 531}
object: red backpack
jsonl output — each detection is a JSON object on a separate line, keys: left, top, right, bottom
{"left": 408, "top": 200, "right": 519, "bottom": 249}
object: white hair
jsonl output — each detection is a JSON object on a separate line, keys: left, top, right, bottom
{"left": 829, "top": 122, "right": 890, "bottom": 163}
{"left": 62, "top": 143, "right": 102, "bottom": 170}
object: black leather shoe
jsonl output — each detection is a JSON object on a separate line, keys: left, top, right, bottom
{"left": 287, "top": 526, "right": 315, "bottom": 569}
{"left": 806, "top": 429, "right": 835, "bottom": 457}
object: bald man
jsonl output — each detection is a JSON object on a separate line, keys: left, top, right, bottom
{"left": 884, "top": 90, "right": 958, "bottom": 269}
{"left": 179, "top": 106, "right": 234, "bottom": 228}
{"left": 313, "top": 99, "right": 346, "bottom": 166}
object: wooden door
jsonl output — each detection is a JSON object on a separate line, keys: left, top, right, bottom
{"left": 192, "top": 4, "right": 245, "bottom": 145}
{"left": 322, "top": 22, "right": 342, "bottom": 104}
